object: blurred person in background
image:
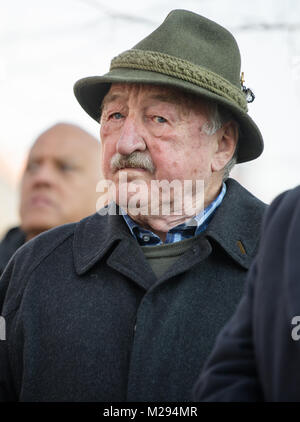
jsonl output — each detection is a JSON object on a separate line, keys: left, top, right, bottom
{"left": 0, "top": 122, "right": 102, "bottom": 276}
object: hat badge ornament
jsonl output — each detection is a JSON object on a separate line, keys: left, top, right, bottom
{"left": 241, "top": 72, "right": 255, "bottom": 103}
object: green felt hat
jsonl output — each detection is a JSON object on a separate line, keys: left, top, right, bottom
{"left": 74, "top": 9, "right": 263, "bottom": 163}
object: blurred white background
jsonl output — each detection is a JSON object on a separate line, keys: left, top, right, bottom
{"left": 1, "top": 0, "right": 300, "bottom": 236}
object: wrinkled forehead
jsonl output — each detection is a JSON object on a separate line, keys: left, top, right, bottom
{"left": 101, "top": 83, "right": 211, "bottom": 115}
{"left": 104, "top": 83, "right": 177, "bottom": 99}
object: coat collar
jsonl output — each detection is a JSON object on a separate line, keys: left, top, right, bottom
{"left": 73, "top": 178, "right": 266, "bottom": 276}
{"left": 73, "top": 203, "right": 132, "bottom": 275}
{"left": 205, "top": 178, "right": 266, "bottom": 269}
{"left": 73, "top": 203, "right": 158, "bottom": 288}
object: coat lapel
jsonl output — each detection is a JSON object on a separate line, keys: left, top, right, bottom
{"left": 73, "top": 207, "right": 156, "bottom": 290}
{"left": 106, "top": 238, "right": 157, "bottom": 290}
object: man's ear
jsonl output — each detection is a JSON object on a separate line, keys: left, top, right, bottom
{"left": 211, "top": 121, "right": 238, "bottom": 172}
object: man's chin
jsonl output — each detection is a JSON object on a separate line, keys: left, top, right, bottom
{"left": 21, "top": 216, "right": 61, "bottom": 237}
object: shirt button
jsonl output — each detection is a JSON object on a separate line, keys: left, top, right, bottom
{"left": 143, "top": 235, "right": 150, "bottom": 242}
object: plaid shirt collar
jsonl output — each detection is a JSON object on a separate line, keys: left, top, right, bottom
{"left": 121, "top": 182, "right": 227, "bottom": 246}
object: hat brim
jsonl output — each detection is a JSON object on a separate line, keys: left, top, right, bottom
{"left": 74, "top": 68, "right": 263, "bottom": 164}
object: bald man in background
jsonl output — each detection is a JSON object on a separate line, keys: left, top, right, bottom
{"left": 0, "top": 122, "right": 102, "bottom": 275}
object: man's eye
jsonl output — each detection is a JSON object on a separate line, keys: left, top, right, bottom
{"left": 110, "top": 112, "right": 124, "bottom": 120}
{"left": 26, "top": 162, "right": 39, "bottom": 172}
{"left": 59, "top": 163, "right": 75, "bottom": 172}
{"left": 153, "top": 116, "right": 167, "bottom": 123}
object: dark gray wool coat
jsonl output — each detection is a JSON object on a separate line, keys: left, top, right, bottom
{"left": 0, "top": 179, "right": 266, "bottom": 402}
{"left": 0, "top": 227, "right": 25, "bottom": 276}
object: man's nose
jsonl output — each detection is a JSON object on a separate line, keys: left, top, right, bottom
{"left": 29, "top": 164, "right": 55, "bottom": 187}
{"left": 116, "top": 115, "right": 147, "bottom": 155}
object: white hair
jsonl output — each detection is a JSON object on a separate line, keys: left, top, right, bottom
{"left": 202, "top": 103, "right": 238, "bottom": 180}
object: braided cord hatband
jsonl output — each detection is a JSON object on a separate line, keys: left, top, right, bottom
{"left": 110, "top": 49, "right": 248, "bottom": 112}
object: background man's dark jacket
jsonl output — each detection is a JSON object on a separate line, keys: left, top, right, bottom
{"left": 194, "top": 186, "right": 300, "bottom": 402}
{"left": 0, "top": 179, "right": 266, "bottom": 402}
{"left": 0, "top": 227, "right": 25, "bottom": 276}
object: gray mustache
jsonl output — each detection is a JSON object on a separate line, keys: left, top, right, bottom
{"left": 110, "top": 152, "right": 156, "bottom": 174}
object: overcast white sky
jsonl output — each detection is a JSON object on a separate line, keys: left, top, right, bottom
{"left": 1, "top": 0, "right": 300, "bottom": 232}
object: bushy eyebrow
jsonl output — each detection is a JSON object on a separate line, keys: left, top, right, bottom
{"left": 100, "top": 93, "right": 126, "bottom": 119}
{"left": 99, "top": 90, "right": 192, "bottom": 121}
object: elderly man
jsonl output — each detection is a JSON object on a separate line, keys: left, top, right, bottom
{"left": 0, "top": 10, "right": 266, "bottom": 401}
{"left": 0, "top": 122, "right": 101, "bottom": 275}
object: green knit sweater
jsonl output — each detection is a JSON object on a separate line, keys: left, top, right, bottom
{"left": 141, "top": 236, "right": 200, "bottom": 278}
